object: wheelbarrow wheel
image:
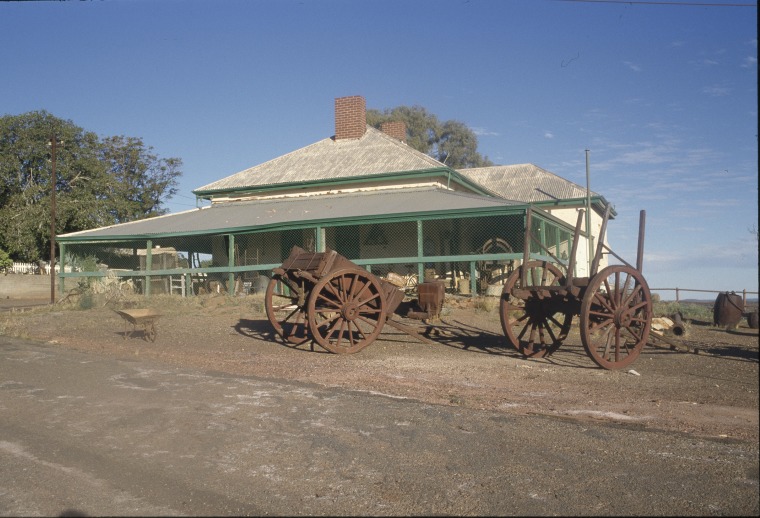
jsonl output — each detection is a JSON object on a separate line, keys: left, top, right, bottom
{"left": 307, "top": 268, "right": 387, "bottom": 354}
{"left": 265, "top": 274, "right": 310, "bottom": 345}
{"left": 145, "top": 322, "right": 157, "bottom": 342}
{"left": 580, "top": 265, "right": 652, "bottom": 370}
{"left": 499, "top": 261, "right": 573, "bottom": 358}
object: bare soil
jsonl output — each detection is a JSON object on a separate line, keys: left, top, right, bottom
{"left": 2, "top": 293, "right": 758, "bottom": 442}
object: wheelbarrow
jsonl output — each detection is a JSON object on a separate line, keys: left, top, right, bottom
{"left": 114, "top": 308, "right": 162, "bottom": 342}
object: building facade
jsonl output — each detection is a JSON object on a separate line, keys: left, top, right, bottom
{"left": 57, "top": 96, "right": 611, "bottom": 297}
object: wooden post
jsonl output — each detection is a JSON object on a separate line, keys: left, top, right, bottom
{"left": 145, "top": 240, "right": 152, "bottom": 297}
{"left": 49, "top": 135, "right": 57, "bottom": 304}
{"left": 228, "top": 234, "right": 235, "bottom": 295}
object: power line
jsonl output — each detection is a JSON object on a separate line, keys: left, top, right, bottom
{"left": 552, "top": 0, "right": 756, "bottom": 6}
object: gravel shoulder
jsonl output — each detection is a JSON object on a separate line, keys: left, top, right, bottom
{"left": 2, "top": 293, "right": 758, "bottom": 442}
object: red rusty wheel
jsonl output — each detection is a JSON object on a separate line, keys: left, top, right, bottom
{"left": 265, "top": 274, "right": 310, "bottom": 345}
{"left": 580, "top": 265, "right": 652, "bottom": 370}
{"left": 499, "top": 261, "right": 573, "bottom": 358}
{"left": 307, "top": 268, "right": 387, "bottom": 354}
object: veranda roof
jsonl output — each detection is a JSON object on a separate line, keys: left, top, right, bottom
{"left": 58, "top": 187, "right": 524, "bottom": 241}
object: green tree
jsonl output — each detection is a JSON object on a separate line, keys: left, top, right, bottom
{"left": 0, "top": 248, "right": 12, "bottom": 274}
{"left": 367, "top": 105, "right": 493, "bottom": 169}
{"left": 0, "top": 111, "right": 182, "bottom": 262}
{"left": 99, "top": 136, "right": 181, "bottom": 223}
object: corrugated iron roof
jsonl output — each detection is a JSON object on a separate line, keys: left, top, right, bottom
{"left": 459, "top": 163, "right": 598, "bottom": 203}
{"left": 194, "top": 126, "right": 446, "bottom": 194}
{"left": 59, "top": 187, "right": 523, "bottom": 240}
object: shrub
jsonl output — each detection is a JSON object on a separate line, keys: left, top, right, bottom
{"left": 0, "top": 249, "right": 12, "bottom": 274}
{"left": 653, "top": 300, "right": 712, "bottom": 322}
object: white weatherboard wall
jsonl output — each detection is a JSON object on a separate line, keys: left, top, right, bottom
{"left": 547, "top": 207, "right": 609, "bottom": 278}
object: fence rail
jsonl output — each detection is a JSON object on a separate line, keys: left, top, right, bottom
{"left": 652, "top": 287, "right": 758, "bottom": 306}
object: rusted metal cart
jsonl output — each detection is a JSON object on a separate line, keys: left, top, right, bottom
{"left": 500, "top": 207, "right": 652, "bottom": 370}
{"left": 115, "top": 308, "right": 162, "bottom": 342}
{"left": 265, "top": 246, "right": 442, "bottom": 354}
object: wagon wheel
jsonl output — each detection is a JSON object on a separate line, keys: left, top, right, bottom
{"left": 265, "top": 274, "right": 310, "bottom": 345}
{"left": 404, "top": 273, "right": 419, "bottom": 296}
{"left": 307, "top": 268, "right": 387, "bottom": 354}
{"left": 145, "top": 322, "right": 157, "bottom": 342}
{"left": 580, "top": 265, "right": 652, "bottom": 370}
{"left": 477, "top": 238, "right": 514, "bottom": 288}
{"left": 499, "top": 261, "right": 573, "bottom": 358}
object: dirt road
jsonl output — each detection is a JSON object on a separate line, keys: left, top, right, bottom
{"left": 2, "top": 334, "right": 758, "bottom": 516}
{"left": 2, "top": 294, "right": 757, "bottom": 442}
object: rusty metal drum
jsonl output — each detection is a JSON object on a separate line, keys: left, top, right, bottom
{"left": 713, "top": 292, "right": 744, "bottom": 328}
{"left": 747, "top": 310, "right": 759, "bottom": 329}
{"left": 417, "top": 280, "right": 446, "bottom": 320}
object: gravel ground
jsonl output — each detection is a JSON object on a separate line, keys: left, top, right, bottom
{"left": 1, "top": 292, "right": 758, "bottom": 442}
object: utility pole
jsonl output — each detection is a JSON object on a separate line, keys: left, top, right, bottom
{"left": 49, "top": 135, "right": 58, "bottom": 304}
{"left": 585, "top": 149, "right": 593, "bottom": 276}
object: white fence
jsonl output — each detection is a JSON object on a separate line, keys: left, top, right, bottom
{"left": 9, "top": 262, "right": 40, "bottom": 274}
{"left": 7, "top": 262, "right": 75, "bottom": 275}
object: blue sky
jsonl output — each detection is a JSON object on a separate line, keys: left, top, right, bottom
{"left": 1, "top": 0, "right": 757, "bottom": 298}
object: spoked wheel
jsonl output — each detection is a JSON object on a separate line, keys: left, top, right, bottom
{"left": 580, "top": 265, "right": 652, "bottom": 370}
{"left": 404, "top": 273, "right": 419, "bottom": 297}
{"left": 265, "top": 274, "right": 310, "bottom": 345}
{"left": 499, "top": 261, "right": 574, "bottom": 358}
{"left": 477, "top": 237, "right": 515, "bottom": 288}
{"left": 307, "top": 268, "right": 387, "bottom": 354}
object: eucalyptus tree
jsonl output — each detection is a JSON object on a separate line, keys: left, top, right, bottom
{"left": 366, "top": 105, "right": 493, "bottom": 169}
{"left": 99, "top": 135, "right": 181, "bottom": 224}
{"left": 0, "top": 111, "right": 181, "bottom": 261}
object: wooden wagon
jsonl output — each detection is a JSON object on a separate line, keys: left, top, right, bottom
{"left": 264, "top": 246, "right": 411, "bottom": 354}
{"left": 499, "top": 206, "right": 653, "bottom": 370}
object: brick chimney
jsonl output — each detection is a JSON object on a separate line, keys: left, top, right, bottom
{"left": 381, "top": 121, "right": 407, "bottom": 143}
{"left": 334, "top": 95, "right": 366, "bottom": 140}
